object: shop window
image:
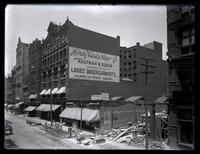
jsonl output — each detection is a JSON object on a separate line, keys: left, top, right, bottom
{"left": 191, "top": 45, "right": 195, "bottom": 53}
{"left": 179, "top": 121, "right": 193, "bottom": 145}
{"left": 177, "top": 108, "right": 193, "bottom": 120}
{"left": 177, "top": 108, "right": 194, "bottom": 145}
{"left": 181, "top": 6, "right": 190, "bottom": 17}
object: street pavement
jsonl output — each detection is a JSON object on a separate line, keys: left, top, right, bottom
{"left": 4, "top": 111, "right": 145, "bottom": 150}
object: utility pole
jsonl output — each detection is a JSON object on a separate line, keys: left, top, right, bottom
{"left": 50, "top": 70, "right": 53, "bottom": 126}
{"left": 140, "top": 57, "right": 155, "bottom": 150}
{"left": 80, "top": 100, "right": 83, "bottom": 132}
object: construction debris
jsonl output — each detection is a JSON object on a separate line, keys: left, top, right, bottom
{"left": 82, "top": 139, "right": 91, "bottom": 145}
{"left": 93, "top": 137, "right": 106, "bottom": 144}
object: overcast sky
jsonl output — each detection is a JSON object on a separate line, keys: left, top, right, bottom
{"left": 5, "top": 4, "right": 167, "bottom": 76}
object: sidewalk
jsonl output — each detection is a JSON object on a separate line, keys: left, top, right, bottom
{"left": 13, "top": 113, "right": 146, "bottom": 149}
{"left": 16, "top": 114, "right": 94, "bottom": 136}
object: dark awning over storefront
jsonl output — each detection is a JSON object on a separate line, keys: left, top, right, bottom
{"left": 29, "top": 94, "right": 37, "bottom": 99}
{"left": 110, "top": 96, "right": 125, "bottom": 101}
{"left": 7, "top": 104, "right": 15, "bottom": 109}
{"left": 36, "top": 104, "right": 60, "bottom": 112}
{"left": 59, "top": 107, "right": 100, "bottom": 122}
{"left": 124, "top": 96, "right": 143, "bottom": 102}
{"left": 14, "top": 102, "right": 24, "bottom": 108}
{"left": 24, "top": 106, "right": 36, "bottom": 112}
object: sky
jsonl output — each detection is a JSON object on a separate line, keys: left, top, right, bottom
{"left": 5, "top": 4, "right": 167, "bottom": 76}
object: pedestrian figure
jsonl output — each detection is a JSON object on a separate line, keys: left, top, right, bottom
{"left": 76, "top": 135, "right": 81, "bottom": 144}
{"left": 93, "top": 126, "right": 97, "bottom": 134}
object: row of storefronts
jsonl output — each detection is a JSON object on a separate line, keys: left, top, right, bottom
{"left": 10, "top": 95, "right": 167, "bottom": 132}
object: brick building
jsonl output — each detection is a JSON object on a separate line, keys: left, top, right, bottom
{"left": 23, "top": 18, "right": 168, "bottom": 131}
{"left": 38, "top": 18, "right": 120, "bottom": 121}
{"left": 28, "top": 38, "right": 42, "bottom": 105}
{"left": 167, "top": 5, "right": 194, "bottom": 149}
{"left": 15, "top": 37, "right": 30, "bottom": 104}
{"left": 120, "top": 41, "right": 168, "bottom": 102}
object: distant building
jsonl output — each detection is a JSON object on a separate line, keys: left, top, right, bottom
{"left": 15, "top": 37, "right": 30, "bottom": 103}
{"left": 167, "top": 5, "right": 194, "bottom": 149}
{"left": 5, "top": 74, "right": 13, "bottom": 105}
{"left": 120, "top": 41, "right": 168, "bottom": 101}
{"left": 28, "top": 38, "right": 42, "bottom": 104}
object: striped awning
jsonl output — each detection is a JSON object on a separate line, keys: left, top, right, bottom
{"left": 24, "top": 106, "right": 36, "bottom": 111}
{"left": 45, "top": 89, "right": 51, "bottom": 95}
{"left": 40, "top": 89, "right": 47, "bottom": 95}
{"left": 56, "top": 87, "right": 65, "bottom": 94}
{"left": 52, "top": 88, "right": 59, "bottom": 94}
{"left": 36, "top": 104, "right": 60, "bottom": 112}
{"left": 59, "top": 107, "right": 100, "bottom": 122}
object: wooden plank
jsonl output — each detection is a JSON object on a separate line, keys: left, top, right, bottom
{"left": 112, "top": 125, "right": 133, "bottom": 141}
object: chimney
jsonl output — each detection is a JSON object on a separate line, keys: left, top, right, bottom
{"left": 117, "top": 36, "right": 120, "bottom": 45}
{"left": 136, "top": 42, "right": 140, "bottom": 46}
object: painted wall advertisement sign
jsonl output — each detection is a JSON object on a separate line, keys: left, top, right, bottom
{"left": 69, "top": 46, "right": 119, "bottom": 82}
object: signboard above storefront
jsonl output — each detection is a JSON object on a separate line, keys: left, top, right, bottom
{"left": 101, "top": 92, "right": 109, "bottom": 100}
{"left": 91, "top": 95, "right": 102, "bottom": 100}
{"left": 69, "top": 46, "right": 120, "bottom": 82}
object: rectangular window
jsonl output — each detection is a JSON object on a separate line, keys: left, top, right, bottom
{"left": 182, "top": 37, "right": 190, "bottom": 47}
{"left": 182, "top": 30, "right": 189, "bottom": 37}
{"left": 179, "top": 121, "right": 193, "bottom": 144}
{"left": 191, "top": 36, "right": 195, "bottom": 44}
{"left": 182, "top": 46, "right": 190, "bottom": 55}
{"left": 133, "top": 73, "right": 137, "bottom": 81}
{"left": 177, "top": 109, "right": 193, "bottom": 120}
{"left": 181, "top": 6, "right": 190, "bottom": 14}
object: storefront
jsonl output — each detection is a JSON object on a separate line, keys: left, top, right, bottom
{"left": 24, "top": 106, "right": 37, "bottom": 117}
{"left": 36, "top": 104, "right": 61, "bottom": 122}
